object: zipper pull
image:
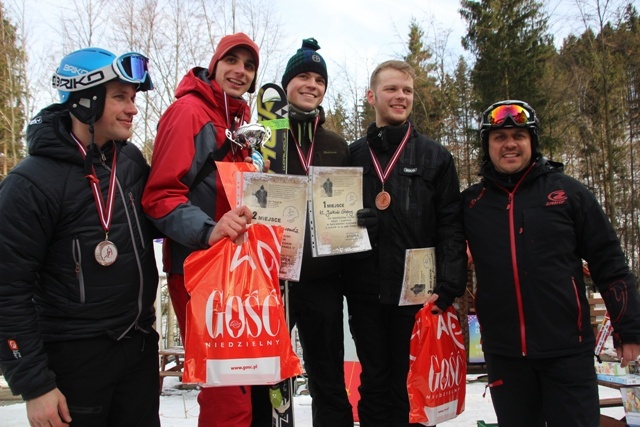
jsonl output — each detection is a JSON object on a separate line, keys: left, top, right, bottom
{"left": 483, "top": 379, "right": 504, "bottom": 398}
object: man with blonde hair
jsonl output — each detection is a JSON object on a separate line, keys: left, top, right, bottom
{"left": 344, "top": 60, "right": 467, "bottom": 426}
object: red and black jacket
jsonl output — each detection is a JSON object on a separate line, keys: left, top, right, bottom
{"left": 463, "top": 158, "right": 640, "bottom": 358}
{"left": 142, "top": 68, "right": 250, "bottom": 275}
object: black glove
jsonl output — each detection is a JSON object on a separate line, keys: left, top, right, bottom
{"left": 357, "top": 208, "right": 378, "bottom": 247}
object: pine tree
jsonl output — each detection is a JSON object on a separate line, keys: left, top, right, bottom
{"left": 403, "top": 20, "right": 439, "bottom": 137}
{"left": 451, "top": 57, "right": 480, "bottom": 188}
{"left": 459, "top": 0, "right": 555, "bottom": 112}
{"left": 324, "top": 93, "right": 347, "bottom": 140}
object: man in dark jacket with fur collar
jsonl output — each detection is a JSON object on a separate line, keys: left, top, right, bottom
{"left": 462, "top": 99, "right": 640, "bottom": 427}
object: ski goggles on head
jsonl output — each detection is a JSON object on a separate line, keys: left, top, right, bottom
{"left": 482, "top": 103, "right": 536, "bottom": 128}
{"left": 114, "top": 52, "right": 153, "bottom": 90}
{"left": 52, "top": 52, "right": 154, "bottom": 93}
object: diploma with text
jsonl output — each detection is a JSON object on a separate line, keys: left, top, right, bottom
{"left": 238, "top": 172, "right": 308, "bottom": 281}
{"left": 307, "top": 166, "right": 371, "bottom": 257}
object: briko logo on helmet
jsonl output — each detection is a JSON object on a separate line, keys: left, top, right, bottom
{"left": 51, "top": 47, "right": 153, "bottom": 124}
{"left": 62, "top": 64, "right": 89, "bottom": 75}
{"left": 52, "top": 69, "right": 108, "bottom": 92}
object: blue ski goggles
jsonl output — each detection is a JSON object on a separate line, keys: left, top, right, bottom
{"left": 114, "top": 52, "right": 153, "bottom": 90}
{"left": 53, "top": 52, "right": 154, "bottom": 93}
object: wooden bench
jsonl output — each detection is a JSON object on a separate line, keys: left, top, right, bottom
{"left": 159, "top": 346, "right": 185, "bottom": 393}
{"left": 590, "top": 299, "right": 628, "bottom": 424}
{"left": 599, "top": 396, "right": 624, "bottom": 408}
{"left": 599, "top": 414, "right": 627, "bottom": 427}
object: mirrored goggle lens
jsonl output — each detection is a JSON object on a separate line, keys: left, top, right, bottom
{"left": 117, "top": 53, "right": 149, "bottom": 82}
{"left": 487, "top": 104, "right": 531, "bottom": 126}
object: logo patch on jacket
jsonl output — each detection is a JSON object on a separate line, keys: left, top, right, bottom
{"left": 546, "top": 190, "right": 568, "bottom": 206}
{"left": 469, "top": 187, "right": 487, "bottom": 208}
{"left": 7, "top": 339, "right": 22, "bottom": 359}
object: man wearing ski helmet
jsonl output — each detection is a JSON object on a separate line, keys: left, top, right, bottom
{"left": 142, "top": 32, "right": 268, "bottom": 426}
{"left": 462, "top": 100, "right": 640, "bottom": 426}
{"left": 0, "top": 47, "right": 160, "bottom": 427}
{"left": 280, "top": 37, "right": 352, "bottom": 427}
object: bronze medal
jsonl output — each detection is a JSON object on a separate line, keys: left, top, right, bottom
{"left": 95, "top": 240, "right": 118, "bottom": 266}
{"left": 375, "top": 191, "right": 391, "bottom": 210}
{"left": 368, "top": 123, "right": 412, "bottom": 212}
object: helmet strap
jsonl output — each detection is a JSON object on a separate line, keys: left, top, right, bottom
{"left": 67, "top": 85, "right": 106, "bottom": 125}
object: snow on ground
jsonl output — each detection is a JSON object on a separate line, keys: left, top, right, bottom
{"left": 0, "top": 374, "right": 627, "bottom": 426}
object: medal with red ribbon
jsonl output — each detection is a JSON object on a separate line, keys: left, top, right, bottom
{"left": 368, "top": 123, "right": 412, "bottom": 210}
{"left": 72, "top": 133, "right": 119, "bottom": 266}
{"left": 290, "top": 116, "right": 320, "bottom": 175}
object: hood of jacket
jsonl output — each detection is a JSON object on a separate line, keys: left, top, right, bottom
{"left": 174, "top": 67, "right": 250, "bottom": 138}
{"left": 26, "top": 104, "right": 85, "bottom": 166}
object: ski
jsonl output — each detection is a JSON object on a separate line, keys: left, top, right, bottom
{"left": 257, "top": 82, "right": 295, "bottom": 427}
{"left": 257, "top": 83, "right": 289, "bottom": 175}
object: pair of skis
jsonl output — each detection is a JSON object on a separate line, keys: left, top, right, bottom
{"left": 257, "top": 83, "right": 296, "bottom": 427}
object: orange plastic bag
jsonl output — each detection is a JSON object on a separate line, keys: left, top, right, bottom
{"left": 407, "top": 303, "right": 466, "bottom": 425}
{"left": 182, "top": 223, "right": 302, "bottom": 386}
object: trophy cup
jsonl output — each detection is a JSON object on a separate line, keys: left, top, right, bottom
{"left": 226, "top": 124, "right": 272, "bottom": 172}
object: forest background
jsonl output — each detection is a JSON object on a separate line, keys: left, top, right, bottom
{"left": 1, "top": 0, "right": 640, "bottom": 279}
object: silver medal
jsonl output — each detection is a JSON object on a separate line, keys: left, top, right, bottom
{"left": 95, "top": 240, "right": 118, "bottom": 266}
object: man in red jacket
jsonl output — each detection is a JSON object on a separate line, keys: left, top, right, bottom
{"left": 142, "top": 33, "right": 263, "bottom": 427}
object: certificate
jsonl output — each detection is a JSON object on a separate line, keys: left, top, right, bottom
{"left": 398, "top": 247, "right": 436, "bottom": 306}
{"left": 237, "top": 172, "right": 308, "bottom": 281}
{"left": 307, "top": 166, "right": 371, "bottom": 257}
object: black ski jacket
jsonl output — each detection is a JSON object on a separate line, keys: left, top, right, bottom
{"left": 462, "top": 158, "right": 640, "bottom": 358}
{"left": 343, "top": 122, "right": 467, "bottom": 308}
{"left": 0, "top": 104, "right": 159, "bottom": 400}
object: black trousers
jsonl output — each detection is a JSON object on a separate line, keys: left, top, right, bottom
{"left": 250, "top": 385, "right": 272, "bottom": 426}
{"left": 346, "top": 298, "right": 422, "bottom": 427}
{"left": 484, "top": 351, "right": 599, "bottom": 427}
{"left": 289, "top": 276, "right": 353, "bottom": 427}
{"left": 44, "top": 329, "right": 160, "bottom": 427}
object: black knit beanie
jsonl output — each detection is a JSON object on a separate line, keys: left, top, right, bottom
{"left": 281, "top": 38, "right": 328, "bottom": 91}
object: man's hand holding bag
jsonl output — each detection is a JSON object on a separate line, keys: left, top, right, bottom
{"left": 182, "top": 223, "right": 302, "bottom": 386}
{"left": 407, "top": 302, "right": 467, "bottom": 425}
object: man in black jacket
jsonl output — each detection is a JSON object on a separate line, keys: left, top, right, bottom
{"left": 0, "top": 47, "right": 159, "bottom": 427}
{"left": 344, "top": 60, "right": 467, "bottom": 426}
{"left": 462, "top": 99, "right": 640, "bottom": 426}
{"left": 281, "top": 38, "right": 353, "bottom": 427}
